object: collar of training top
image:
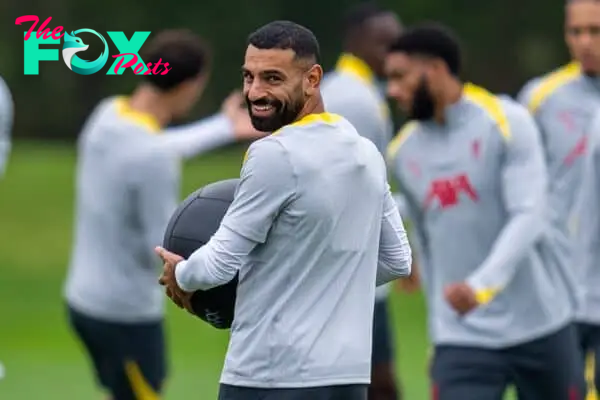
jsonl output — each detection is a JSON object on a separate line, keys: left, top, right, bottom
{"left": 114, "top": 96, "right": 162, "bottom": 133}
{"left": 335, "top": 53, "right": 375, "bottom": 85}
{"left": 242, "top": 112, "right": 342, "bottom": 164}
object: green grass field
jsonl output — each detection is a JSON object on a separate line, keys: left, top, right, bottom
{"left": 0, "top": 141, "right": 512, "bottom": 399}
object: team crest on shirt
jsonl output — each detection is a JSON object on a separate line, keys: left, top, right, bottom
{"left": 471, "top": 139, "right": 481, "bottom": 159}
{"left": 406, "top": 159, "right": 421, "bottom": 177}
{"left": 558, "top": 111, "right": 577, "bottom": 133}
{"left": 558, "top": 109, "right": 591, "bottom": 134}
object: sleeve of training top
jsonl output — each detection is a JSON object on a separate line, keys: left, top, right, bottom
{"left": 376, "top": 185, "right": 412, "bottom": 286}
{"left": 161, "top": 113, "right": 236, "bottom": 160}
{"left": 220, "top": 136, "right": 296, "bottom": 243}
{"left": 466, "top": 104, "right": 548, "bottom": 301}
{"left": 0, "top": 77, "right": 13, "bottom": 178}
{"left": 135, "top": 148, "right": 180, "bottom": 268}
{"left": 174, "top": 137, "right": 296, "bottom": 290}
{"left": 397, "top": 184, "right": 430, "bottom": 273}
{"left": 175, "top": 225, "right": 255, "bottom": 291}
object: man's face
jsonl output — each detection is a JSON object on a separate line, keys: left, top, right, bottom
{"left": 361, "top": 13, "right": 403, "bottom": 77}
{"left": 565, "top": 0, "right": 600, "bottom": 75}
{"left": 385, "top": 52, "right": 436, "bottom": 120}
{"left": 242, "top": 45, "right": 310, "bottom": 132}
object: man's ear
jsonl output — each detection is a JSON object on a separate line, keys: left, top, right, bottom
{"left": 304, "top": 64, "right": 323, "bottom": 96}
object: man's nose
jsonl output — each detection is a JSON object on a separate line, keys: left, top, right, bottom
{"left": 579, "top": 31, "right": 594, "bottom": 48}
{"left": 245, "top": 82, "right": 268, "bottom": 102}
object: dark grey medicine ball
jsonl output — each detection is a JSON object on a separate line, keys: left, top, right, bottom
{"left": 162, "top": 178, "right": 239, "bottom": 329}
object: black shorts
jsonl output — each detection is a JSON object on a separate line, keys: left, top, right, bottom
{"left": 372, "top": 298, "right": 394, "bottom": 366}
{"left": 431, "top": 324, "right": 585, "bottom": 400}
{"left": 67, "top": 305, "right": 167, "bottom": 400}
{"left": 218, "top": 384, "right": 368, "bottom": 400}
{"left": 576, "top": 322, "right": 600, "bottom": 397}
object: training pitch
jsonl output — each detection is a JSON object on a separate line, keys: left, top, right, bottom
{"left": 0, "top": 141, "right": 520, "bottom": 399}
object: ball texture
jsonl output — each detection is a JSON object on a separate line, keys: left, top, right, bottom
{"left": 162, "top": 178, "right": 240, "bottom": 329}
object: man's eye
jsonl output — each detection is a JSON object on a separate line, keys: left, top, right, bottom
{"left": 267, "top": 76, "right": 281, "bottom": 83}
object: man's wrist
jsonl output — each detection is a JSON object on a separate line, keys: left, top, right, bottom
{"left": 214, "top": 112, "right": 237, "bottom": 138}
{"left": 174, "top": 260, "right": 194, "bottom": 292}
{"left": 466, "top": 276, "right": 499, "bottom": 305}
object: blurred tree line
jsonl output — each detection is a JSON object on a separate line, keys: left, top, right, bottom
{"left": 0, "top": 0, "right": 568, "bottom": 140}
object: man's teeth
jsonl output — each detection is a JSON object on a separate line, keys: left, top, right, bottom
{"left": 254, "top": 105, "right": 272, "bottom": 111}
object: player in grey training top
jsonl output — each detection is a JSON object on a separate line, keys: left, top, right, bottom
{"left": 156, "top": 21, "right": 412, "bottom": 400}
{"left": 573, "top": 110, "right": 600, "bottom": 395}
{"left": 385, "top": 24, "right": 584, "bottom": 400}
{"left": 519, "top": 1, "right": 600, "bottom": 394}
{"left": 320, "top": 4, "right": 405, "bottom": 399}
{"left": 63, "top": 30, "right": 262, "bottom": 400}
{"left": 0, "top": 75, "right": 13, "bottom": 178}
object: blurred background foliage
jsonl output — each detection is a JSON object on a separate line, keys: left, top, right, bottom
{"left": 1, "top": 0, "right": 568, "bottom": 141}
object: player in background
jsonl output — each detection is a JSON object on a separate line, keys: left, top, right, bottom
{"left": 156, "top": 20, "right": 412, "bottom": 400}
{"left": 385, "top": 23, "right": 584, "bottom": 399}
{"left": 518, "top": 1, "right": 600, "bottom": 394}
{"left": 63, "top": 30, "right": 262, "bottom": 400}
{"left": 0, "top": 75, "right": 13, "bottom": 178}
{"left": 573, "top": 111, "right": 600, "bottom": 399}
{"left": 320, "top": 3, "right": 404, "bottom": 399}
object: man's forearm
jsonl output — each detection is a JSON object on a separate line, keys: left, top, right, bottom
{"left": 376, "top": 193, "right": 413, "bottom": 286}
{"left": 163, "top": 113, "right": 235, "bottom": 160}
{"left": 175, "top": 225, "right": 255, "bottom": 291}
{"left": 466, "top": 210, "right": 544, "bottom": 303}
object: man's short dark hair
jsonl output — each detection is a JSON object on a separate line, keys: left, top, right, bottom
{"left": 247, "top": 20, "right": 320, "bottom": 63}
{"left": 342, "top": 2, "right": 392, "bottom": 38}
{"left": 389, "top": 22, "right": 462, "bottom": 76}
{"left": 141, "top": 29, "right": 211, "bottom": 92}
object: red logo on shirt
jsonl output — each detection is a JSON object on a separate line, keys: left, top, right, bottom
{"left": 424, "top": 174, "right": 478, "bottom": 209}
{"left": 564, "top": 136, "right": 587, "bottom": 166}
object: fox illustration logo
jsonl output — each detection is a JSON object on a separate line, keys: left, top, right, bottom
{"left": 62, "top": 29, "right": 109, "bottom": 75}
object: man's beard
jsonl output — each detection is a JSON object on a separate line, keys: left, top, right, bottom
{"left": 409, "top": 76, "right": 436, "bottom": 121}
{"left": 246, "top": 94, "right": 304, "bottom": 132}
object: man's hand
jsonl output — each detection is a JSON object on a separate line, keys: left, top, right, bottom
{"left": 221, "top": 90, "right": 265, "bottom": 140}
{"left": 444, "top": 282, "right": 478, "bottom": 315}
{"left": 155, "top": 246, "right": 194, "bottom": 314}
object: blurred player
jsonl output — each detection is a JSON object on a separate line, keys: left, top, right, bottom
{"left": 320, "top": 3, "right": 404, "bottom": 399}
{"left": 385, "top": 23, "right": 584, "bottom": 399}
{"left": 0, "top": 75, "right": 13, "bottom": 178}
{"left": 518, "top": 1, "right": 600, "bottom": 393}
{"left": 573, "top": 111, "right": 600, "bottom": 399}
{"left": 63, "top": 30, "right": 261, "bottom": 400}
{"left": 156, "top": 20, "right": 412, "bottom": 400}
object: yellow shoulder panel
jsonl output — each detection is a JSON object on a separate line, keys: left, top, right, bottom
{"left": 386, "top": 121, "right": 418, "bottom": 162}
{"left": 463, "top": 83, "right": 511, "bottom": 141}
{"left": 526, "top": 62, "right": 581, "bottom": 114}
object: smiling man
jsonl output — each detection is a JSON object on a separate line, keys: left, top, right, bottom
{"left": 155, "top": 20, "right": 412, "bottom": 400}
